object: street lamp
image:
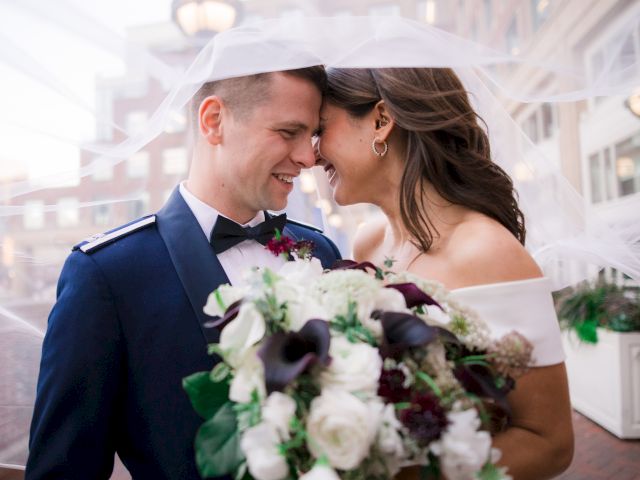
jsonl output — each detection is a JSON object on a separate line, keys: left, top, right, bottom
{"left": 624, "top": 90, "right": 640, "bottom": 118}
{"left": 172, "top": 0, "right": 243, "bottom": 39}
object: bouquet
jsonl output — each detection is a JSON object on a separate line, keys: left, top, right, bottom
{"left": 183, "top": 236, "right": 533, "bottom": 480}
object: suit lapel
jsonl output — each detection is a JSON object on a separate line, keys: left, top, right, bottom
{"left": 265, "top": 210, "right": 300, "bottom": 242}
{"left": 156, "top": 188, "right": 228, "bottom": 344}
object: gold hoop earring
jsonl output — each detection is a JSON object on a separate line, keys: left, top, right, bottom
{"left": 372, "top": 138, "right": 388, "bottom": 157}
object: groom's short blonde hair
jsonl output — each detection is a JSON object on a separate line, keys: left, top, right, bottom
{"left": 190, "top": 67, "right": 326, "bottom": 128}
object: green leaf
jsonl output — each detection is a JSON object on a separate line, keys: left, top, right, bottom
{"left": 183, "top": 371, "right": 230, "bottom": 420}
{"left": 575, "top": 319, "right": 598, "bottom": 344}
{"left": 416, "top": 371, "right": 442, "bottom": 397}
{"left": 195, "top": 402, "right": 244, "bottom": 477}
{"left": 210, "top": 362, "right": 231, "bottom": 382}
{"left": 476, "top": 462, "right": 507, "bottom": 480}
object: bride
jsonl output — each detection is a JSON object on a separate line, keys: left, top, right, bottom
{"left": 315, "top": 67, "right": 574, "bottom": 479}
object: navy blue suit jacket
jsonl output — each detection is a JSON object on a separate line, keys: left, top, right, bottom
{"left": 26, "top": 188, "right": 341, "bottom": 479}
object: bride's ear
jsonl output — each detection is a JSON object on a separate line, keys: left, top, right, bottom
{"left": 373, "top": 100, "right": 395, "bottom": 142}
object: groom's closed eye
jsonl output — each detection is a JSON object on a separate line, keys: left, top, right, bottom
{"left": 272, "top": 121, "right": 313, "bottom": 140}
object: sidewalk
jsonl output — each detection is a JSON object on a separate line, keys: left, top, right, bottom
{"left": 556, "top": 410, "right": 640, "bottom": 480}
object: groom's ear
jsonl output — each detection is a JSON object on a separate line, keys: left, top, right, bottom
{"left": 373, "top": 100, "right": 395, "bottom": 142}
{"left": 198, "top": 96, "right": 224, "bottom": 145}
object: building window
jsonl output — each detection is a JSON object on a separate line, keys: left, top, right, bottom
{"left": 522, "top": 112, "right": 539, "bottom": 144}
{"left": 603, "top": 149, "right": 616, "bottom": 201}
{"left": 521, "top": 103, "right": 556, "bottom": 144}
{"left": 588, "top": 132, "right": 640, "bottom": 204}
{"left": 57, "top": 198, "right": 79, "bottom": 228}
{"left": 125, "top": 111, "right": 148, "bottom": 136}
{"left": 23, "top": 201, "right": 45, "bottom": 230}
{"left": 615, "top": 136, "right": 640, "bottom": 197}
{"left": 589, "top": 153, "right": 603, "bottom": 204}
{"left": 91, "top": 156, "right": 114, "bottom": 182}
{"left": 541, "top": 103, "right": 555, "bottom": 139}
{"left": 93, "top": 202, "right": 111, "bottom": 226}
{"left": 128, "top": 193, "right": 149, "bottom": 220}
{"left": 127, "top": 151, "right": 150, "bottom": 178}
{"left": 162, "top": 148, "right": 188, "bottom": 176}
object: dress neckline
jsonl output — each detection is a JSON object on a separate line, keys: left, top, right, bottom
{"left": 451, "top": 276, "right": 549, "bottom": 293}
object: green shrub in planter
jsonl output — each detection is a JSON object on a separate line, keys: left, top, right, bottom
{"left": 554, "top": 282, "right": 640, "bottom": 343}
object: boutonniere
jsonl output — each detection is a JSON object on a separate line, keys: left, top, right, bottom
{"left": 266, "top": 229, "right": 315, "bottom": 260}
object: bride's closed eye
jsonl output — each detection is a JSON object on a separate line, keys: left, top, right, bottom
{"left": 313, "top": 125, "right": 324, "bottom": 138}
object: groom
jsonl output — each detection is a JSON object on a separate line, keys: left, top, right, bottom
{"left": 26, "top": 67, "right": 341, "bottom": 479}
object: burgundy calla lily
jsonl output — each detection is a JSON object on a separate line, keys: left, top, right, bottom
{"left": 385, "top": 283, "right": 443, "bottom": 311}
{"left": 203, "top": 299, "right": 242, "bottom": 330}
{"left": 373, "top": 310, "right": 439, "bottom": 358}
{"left": 454, "top": 363, "right": 515, "bottom": 413}
{"left": 258, "top": 319, "right": 331, "bottom": 394}
{"left": 330, "top": 259, "right": 378, "bottom": 273}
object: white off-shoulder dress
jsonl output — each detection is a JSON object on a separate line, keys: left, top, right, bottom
{"left": 450, "top": 277, "right": 565, "bottom": 366}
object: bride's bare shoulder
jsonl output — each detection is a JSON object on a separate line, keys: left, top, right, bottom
{"left": 352, "top": 216, "right": 387, "bottom": 262}
{"left": 448, "top": 214, "right": 543, "bottom": 287}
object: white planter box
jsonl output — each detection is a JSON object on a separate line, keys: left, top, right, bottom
{"left": 562, "top": 329, "right": 640, "bottom": 438}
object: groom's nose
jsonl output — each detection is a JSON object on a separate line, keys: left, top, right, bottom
{"left": 291, "top": 140, "right": 316, "bottom": 169}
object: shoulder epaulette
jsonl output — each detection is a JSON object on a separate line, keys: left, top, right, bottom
{"left": 286, "top": 217, "right": 323, "bottom": 233}
{"left": 72, "top": 215, "right": 156, "bottom": 254}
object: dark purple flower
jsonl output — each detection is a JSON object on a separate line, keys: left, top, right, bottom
{"left": 385, "top": 283, "right": 443, "bottom": 311}
{"left": 399, "top": 392, "right": 449, "bottom": 446}
{"left": 454, "top": 363, "right": 515, "bottom": 412}
{"left": 372, "top": 310, "right": 438, "bottom": 358}
{"left": 258, "top": 319, "right": 331, "bottom": 394}
{"left": 330, "top": 259, "right": 378, "bottom": 273}
{"left": 204, "top": 300, "right": 242, "bottom": 330}
{"left": 293, "top": 240, "right": 315, "bottom": 259}
{"left": 378, "top": 368, "right": 411, "bottom": 403}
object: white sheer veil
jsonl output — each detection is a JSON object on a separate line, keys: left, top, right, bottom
{"left": 1, "top": 2, "right": 639, "bottom": 469}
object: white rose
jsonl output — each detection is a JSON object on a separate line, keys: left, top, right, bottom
{"left": 273, "top": 280, "right": 328, "bottom": 331}
{"left": 319, "top": 336, "right": 382, "bottom": 396}
{"left": 378, "top": 403, "right": 406, "bottom": 457}
{"left": 203, "top": 284, "right": 247, "bottom": 317}
{"left": 229, "top": 347, "right": 265, "bottom": 403}
{"left": 299, "top": 464, "right": 341, "bottom": 480}
{"left": 240, "top": 423, "right": 289, "bottom": 480}
{"left": 286, "top": 294, "right": 329, "bottom": 331}
{"left": 262, "top": 392, "right": 297, "bottom": 441}
{"left": 377, "top": 403, "right": 407, "bottom": 476}
{"left": 306, "top": 390, "right": 382, "bottom": 470}
{"left": 430, "top": 409, "right": 492, "bottom": 480}
{"left": 219, "top": 303, "right": 265, "bottom": 367}
{"left": 311, "top": 270, "right": 379, "bottom": 321}
{"left": 278, "top": 257, "right": 324, "bottom": 284}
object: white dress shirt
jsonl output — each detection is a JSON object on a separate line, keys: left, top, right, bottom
{"left": 179, "top": 182, "right": 287, "bottom": 286}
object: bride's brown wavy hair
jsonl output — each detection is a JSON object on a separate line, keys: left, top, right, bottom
{"left": 325, "top": 68, "right": 526, "bottom": 251}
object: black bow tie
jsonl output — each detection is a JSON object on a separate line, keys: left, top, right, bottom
{"left": 209, "top": 212, "right": 287, "bottom": 254}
